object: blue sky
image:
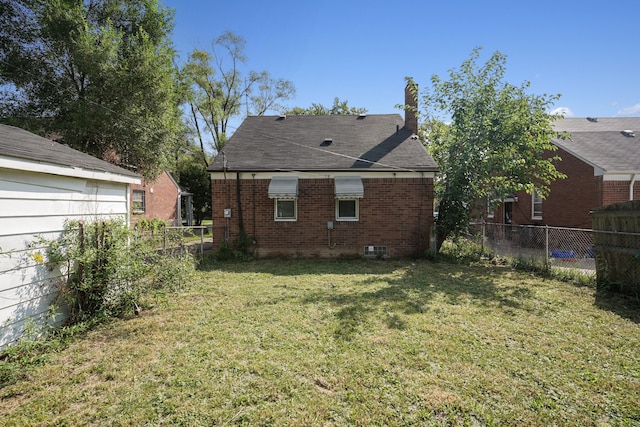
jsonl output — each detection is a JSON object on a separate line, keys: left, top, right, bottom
{"left": 163, "top": 0, "right": 640, "bottom": 124}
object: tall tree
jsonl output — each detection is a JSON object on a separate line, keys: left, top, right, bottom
{"left": 415, "top": 48, "right": 567, "bottom": 251}
{"left": 285, "top": 97, "right": 367, "bottom": 115}
{"left": 181, "top": 31, "right": 295, "bottom": 163}
{"left": 0, "top": 0, "right": 182, "bottom": 179}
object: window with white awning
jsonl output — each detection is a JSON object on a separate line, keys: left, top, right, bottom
{"left": 268, "top": 177, "right": 298, "bottom": 199}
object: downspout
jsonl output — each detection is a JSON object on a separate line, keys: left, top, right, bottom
{"left": 630, "top": 174, "right": 637, "bottom": 201}
{"left": 223, "top": 152, "right": 230, "bottom": 242}
{"left": 252, "top": 174, "right": 256, "bottom": 239}
{"left": 236, "top": 171, "right": 245, "bottom": 234}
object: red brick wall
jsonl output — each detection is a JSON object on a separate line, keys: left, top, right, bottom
{"left": 212, "top": 176, "right": 434, "bottom": 258}
{"left": 603, "top": 180, "right": 639, "bottom": 206}
{"left": 130, "top": 171, "right": 179, "bottom": 225}
{"left": 504, "top": 147, "right": 601, "bottom": 228}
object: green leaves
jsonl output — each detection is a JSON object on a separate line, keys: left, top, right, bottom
{"left": 180, "top": 31, "right": 296, "bottom": 159}
{"left": 0, "top": 0, "right": 182, "bottom": 180}
{"left": 419, "top": 48, "right": 566, "bottom": 250}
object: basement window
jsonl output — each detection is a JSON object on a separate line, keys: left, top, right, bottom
{"left": 364, "top": 246, "right": 388, "bottom": 258}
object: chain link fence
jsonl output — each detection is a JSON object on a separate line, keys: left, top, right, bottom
{"left": 468, "top": 222, "right": 596, "bottom": 272}
{"left": 466, "top": 222, "right": 640, "bottom": 292}
{"left": 138, "top": 226, "right": 211, "bottom": 259}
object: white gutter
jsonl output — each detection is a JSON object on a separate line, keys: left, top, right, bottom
{"left": 631, "top": 173, "right": 637, "bottom": 201}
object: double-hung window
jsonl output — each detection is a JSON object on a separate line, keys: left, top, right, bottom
{"left": 132, "top": 190, "right": 146, "bottom": 213}
{"left": 269, "top": 177, "right": 298, "bottom": 221}
{"left": 532, "top": 190, "right": 543, "bottom": 220}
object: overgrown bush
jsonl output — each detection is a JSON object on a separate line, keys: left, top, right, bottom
{"left": 43, "top": 219, "right": 196, "bottom": 322}
{"left": 208, "top": 233, "right": 254, "bottom": 262}
{"left": 434, "top": 237, "right": 490, "bottom": 264}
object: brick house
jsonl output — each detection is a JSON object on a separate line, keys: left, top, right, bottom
{"left": 490, "top": 117, "right": 640, "bottom": 229}
{"left": 207, "top": 92, "right": 439, "bottom": 258}
{"left": 130, "top": 170, "right": 193, "bottom": 226}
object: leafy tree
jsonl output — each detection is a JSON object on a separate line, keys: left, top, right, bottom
{"left": 414, "top": 48, "right": 567, "bottom": 252}
{"left": 176, "top": 160, "right": 211, "bottom": 226}
{"left": 0, "top": 0, "right": 182, "bottom": 179}
{"left": 285, "top": 97, "right": 367, "bottom": 115}
{"left": 181, "top": 31, "right": 295, "bottom": 163}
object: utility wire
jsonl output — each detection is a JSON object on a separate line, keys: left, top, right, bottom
{"left": 1, "top": 59, "right": 425, "bottom": 173}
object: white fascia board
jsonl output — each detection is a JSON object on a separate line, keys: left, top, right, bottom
{"left": 0, "top": 156, "right": 141, "bottom": 185}
{"left": 602, "top": 172, "right": 640, "bottom": 181}
{"left": 210, "top": 171, "right": 435, "bottom": 180}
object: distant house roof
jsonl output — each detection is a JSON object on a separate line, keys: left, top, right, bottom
{"left": 553, "top": 117, "right": 640, "bottom": 174}
{"left": 208, "top": 115, "right": 439, "bottom": 173}
{"left": 0, "top": 124, "right": 140, "bottom": 182}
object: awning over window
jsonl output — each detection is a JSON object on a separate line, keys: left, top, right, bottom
{"left": 268, "top": 177, "right": 298, "bottom": 199}
{"left": 334, "top": 176, "right": 364, "bottom": 199}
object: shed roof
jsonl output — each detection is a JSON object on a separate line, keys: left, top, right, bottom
{"left": 553, "top": 117, "right": 640, "bottom": 173}
{"left": 208, "top": 115, "right": 438, "bottom": 173}
{"left": 0, "top": 124, "right": 140, "bottom": 180}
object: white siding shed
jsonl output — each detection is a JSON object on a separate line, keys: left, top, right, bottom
{"left": 0, "top": 124, "right": 141, "bottom": 348}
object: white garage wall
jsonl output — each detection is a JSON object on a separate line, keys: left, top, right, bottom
{"left": 0, "top": 168, "right": 132, "bottom": 348}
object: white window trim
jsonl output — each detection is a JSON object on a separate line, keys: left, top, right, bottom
{"left": 486, "top": 197, "right": 495, "bottom": 219}
{"left": 532, "top": 191, "right": 543, "bottom": 220}
{"left": 133, "top": 190, "right": 146, "bottom": 213}
{"left": 274, "top": 198, "right": 297, "bottom": 221}
{"left": 336, "top": 198, "right": 359, "bottom": 221}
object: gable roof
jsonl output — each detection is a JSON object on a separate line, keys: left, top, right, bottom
{"left": 553, "top": 117, "right": 640, "bottom": 174}
{"left": 0, "top": 124, "right": 140, "bottom": 182}
{"left": 208, "top": 115, "right": 438, "bottom": 173}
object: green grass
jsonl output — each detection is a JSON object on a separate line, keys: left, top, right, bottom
{"left": 1, "top": 259, "right": 639, "bottom": 426}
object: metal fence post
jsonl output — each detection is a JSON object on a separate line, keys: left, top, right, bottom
{"left": 544, "top": 225, "right": 549, "bottom": 270}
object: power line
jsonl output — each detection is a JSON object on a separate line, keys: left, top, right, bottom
{"left": 1, "top": 61, "right": 422, "bottom": 173}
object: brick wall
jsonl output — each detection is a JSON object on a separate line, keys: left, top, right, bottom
{"left": 602, "top": 180, "right": 640, "bottom": 206}
{"left": 212, "top": 176, "right": 434, "bottom": 258}
{"left": 504, "top": 147, "right": 601, "bottom": 228}
{"left": 131, "top": 171, "right": 179, "bottom": 225}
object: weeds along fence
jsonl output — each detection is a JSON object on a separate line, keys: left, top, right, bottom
{"left": 468, "top": 222, "right": 596, "bottom": 272}
{"left": 138, "top": 226, "right": 210, "bottom": 260}
{"left": 468, "top": 222, "right": 640, "bottom": 292}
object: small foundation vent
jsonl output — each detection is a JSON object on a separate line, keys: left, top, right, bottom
{"left": 364, "top": 245, "right": 388, "bottom": 258}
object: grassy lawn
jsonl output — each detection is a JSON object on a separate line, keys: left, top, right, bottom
{"left": 1, "top": 259, "right": 639, "bottom": 426}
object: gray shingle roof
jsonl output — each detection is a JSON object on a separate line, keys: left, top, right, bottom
{"left": 208, "top": 115, "right": 438, "bottom": 172}
{"left": 553, "top": 117, "right": 640, "bottom": 173}
{"left": 0, "top": 124, "right": 140, "bottom": 178}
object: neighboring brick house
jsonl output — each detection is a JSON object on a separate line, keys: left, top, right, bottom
{"left": 490, "top": 117, "right": 640, "bottom": 229}
{"left": 130, "top": 170, "right": 193, "bottom": 226}
{"left": 207, "top": 92, "right": 439, "bottom": 258}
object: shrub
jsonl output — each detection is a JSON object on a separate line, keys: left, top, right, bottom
{"left": 42, "top": 219, "right": 196, "bottom": 323}
{"left": 435, "top": 237, "right": 490, "bottom": 264}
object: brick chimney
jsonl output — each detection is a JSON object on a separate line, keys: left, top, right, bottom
{"left": 404, "top": 79, "right": 418, "bottom": 134}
